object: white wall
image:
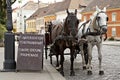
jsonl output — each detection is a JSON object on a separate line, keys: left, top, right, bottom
{"left": 36, "top": 17, "right": 45, "bottom": 34}
{"left": 16, "top": 8, "right": 37, "bottom": 33}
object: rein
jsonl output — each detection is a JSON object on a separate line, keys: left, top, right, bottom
{"left": 78, "top": 19, "right": 91, "bottom": 31}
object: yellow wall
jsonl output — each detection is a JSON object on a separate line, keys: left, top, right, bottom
{"left": 44, "top": 15, "right": 56, "bottom": 22}
{"left": 26, "top": 15, "right": 56, "bottom": 33}
{"left": 26, "top": 19, "right": 36, "bottom": 32}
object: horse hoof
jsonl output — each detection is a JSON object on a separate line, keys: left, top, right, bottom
{"left": 99, "top": 71, "right": 104, "bottom": 75}
{"left": 87, "top": 70, "right": 92, "bottom": 75}
{"left": 60, "top": 71, "right": 64, "bottom": 76}
{"left": 83, "top": 66, "right": 86, "bottom": 70}
{"left": 70, "top": 71, "right": 75, "bottom": 76}
{"left": 56, "top": 67, "right": 60, "bottom": 71}
{"left": 56, "top": 65, "right": 59, "bottom": 67}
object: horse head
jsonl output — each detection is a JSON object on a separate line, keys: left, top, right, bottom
{"left": 64, "top": 9, "right": 79, "bottom": 38}
{"left": 93, "top": 6, "right": 108, "bottom": 34}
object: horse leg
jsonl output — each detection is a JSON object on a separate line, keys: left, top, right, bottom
{"left": 56, "top": 54, "right": 60, "bottom": 69}
{"left": 83, "top": 43, "right": 88, "bottom": 65}
{"left": 49, "top": 48, "right": 53, "bottom": 64}
{"left": 60, "top": 52, "right": 64, "bottom": 76}
{"left": 97, "top": 43, "right": 104, "bottom": 75}
{"left": 87, "top": 43, "right": 93, "bottom": 75}
{"left": 45, "top": 45, "right": 48, "bottom": 59}
{"left": 80, "top": 45, "right": 86, "bottom": 70}
{"left": 70, "top": 48, "right": 75, "bottom": 76}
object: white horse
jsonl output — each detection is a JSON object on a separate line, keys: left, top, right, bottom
{"left": 77, "top": 6, "right": 108, "bottom": 75}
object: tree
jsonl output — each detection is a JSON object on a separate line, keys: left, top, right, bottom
{"left": 0, "top": 0, "right": 16, "bottom": 39}
{"left": 0, "top": 0, "right": 6, "bottom": 42}
{"left": 0, "top": 0, "right": 6, "bottom": 25}
{"left": 0, "top": 0, "right": 16, "bottom": 25}
{"left": 0, "top": 24, "right": 6, "bottom": 40}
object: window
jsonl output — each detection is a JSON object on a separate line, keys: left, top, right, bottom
{"left": 112, "top": 12, "right": 117, "bottom": 21}
{"left": 112, "top": 28, "right": 116, "bottom": 36}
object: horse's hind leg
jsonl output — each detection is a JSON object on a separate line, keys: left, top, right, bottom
{"left": 45, "top": 45, "right": 48, "bottom": 59}
{"left": 80, "top": 45, "right": 86, "bottom": 70}
{"left": 97, "top": 43, "right": 104, "bottom": 75}
{"left": 83, "top": 43, "right": 88, "bottom": 65}
{"left": 60, "top": 53, "right": 64, "bottom": 76}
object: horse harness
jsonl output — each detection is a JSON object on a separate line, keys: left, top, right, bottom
{"left": 79, "top": 11, "right": 108, "bottom": 42}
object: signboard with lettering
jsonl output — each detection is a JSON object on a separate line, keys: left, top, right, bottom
{"left": 16, "top": 34, "right": 44, "bottom": 71}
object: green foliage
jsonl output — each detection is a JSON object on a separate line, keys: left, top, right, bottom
{"left": 0, "top": 0, "right": 6, "bottom": 25}
{"left": 0, "top": 24, "right": 6, "bottom": 40}
{"left": 108, "top": 37, "right": 115, "bottom": 41}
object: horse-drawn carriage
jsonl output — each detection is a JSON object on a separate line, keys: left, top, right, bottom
{"left": 44, "top": 6, "right": 108, "bottom": 76}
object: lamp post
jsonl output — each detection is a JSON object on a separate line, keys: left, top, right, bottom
{"left": 24, "top": 15, "right": 26, "bottom": 33}
{"left": 2, "top": 0, "right": 16, "bottom": 72}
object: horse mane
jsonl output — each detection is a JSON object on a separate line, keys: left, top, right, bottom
{"left": 89, "top": 11, "right": 99, "bottom": 31}
{"left": 63, "top": 18, "right": 69, "bottom": 35}
{"left": 51, "top": 21, "right": 63, "bottom": 42}
{"left": 91, "top": 16, "right": 97, "bottom": 31}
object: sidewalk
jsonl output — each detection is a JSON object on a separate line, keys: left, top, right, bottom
{"left": 0, "top": 45, "right": 66, "bottom": 80}
{"left": 102, "top": 41, "right": 120, "bottom": 46}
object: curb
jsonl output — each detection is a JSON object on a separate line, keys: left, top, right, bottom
{"left": 44, "top": 60, "right": 66, "bottom": 80}
{"left": 102, "top": 41, "right": 120, "bottom": 46}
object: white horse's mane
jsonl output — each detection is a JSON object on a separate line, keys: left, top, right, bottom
{"left": 90, "top": 11, "right": 98, "bottom": 20}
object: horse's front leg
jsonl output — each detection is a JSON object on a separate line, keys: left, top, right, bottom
{"left": 60, "top": 52, "right": 64, "bottom": 76}
{"left": 56, "top": 54, "right": 60, "bottom": 69}
{"left": 87, "top": 43, "right": 93, "bottom": 75}
{"left": 97, "top": 43, "right": 104, "bottom": 75}
{"left": 70, "top": 48, "right": 75, "bottom": 76}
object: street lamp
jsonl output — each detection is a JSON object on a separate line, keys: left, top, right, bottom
{"left": 2, "top": 0, "right": 16, "bottom": 72}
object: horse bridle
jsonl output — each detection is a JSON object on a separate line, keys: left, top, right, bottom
{"left": 65, "top": 15, "right": 79, "bottom": 37}
{"left": 95, "top": 11, "right": 108, "bottom": 34}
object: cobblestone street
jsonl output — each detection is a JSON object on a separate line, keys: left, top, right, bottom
{"left": 51, "top": 45, "right": 120, "bottom": 80}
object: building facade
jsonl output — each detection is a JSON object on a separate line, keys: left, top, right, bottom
{"left": 12, "top": 1, "right": 48, "bottom": 33}
{"left": 26, "top": 0, "right": 86, "bottom": 34}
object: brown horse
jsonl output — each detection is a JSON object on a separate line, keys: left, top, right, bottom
{"left": 47, "top": 9, "right": 79, "bottom": 76}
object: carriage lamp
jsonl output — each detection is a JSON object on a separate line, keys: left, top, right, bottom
{"left": 2, "top": 0, "right": 16, "bottom": 72}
